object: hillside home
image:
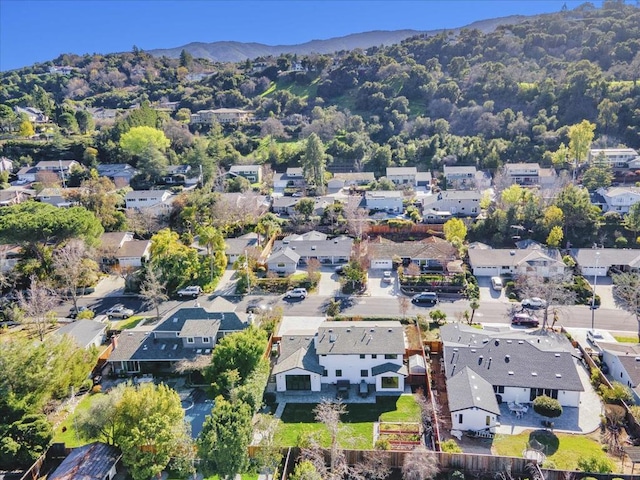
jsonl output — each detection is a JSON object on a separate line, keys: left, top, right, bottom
{"left": 386, "top": 167, "right": 431, "bottom": 188}
{"left": 48, "top": 442, "right": 122, "bottom": 480}
{"left": 595, "top": 186, "right": 640, "bottom": 214}
{"left": 0, "top": 157, "right": 13, "bottom": 173}
{"left": 271, "top": 196, "right": 301, "bottom": 215}
{"left": 441, "top": 324, "right": 584, "bottom": 432}
{"left": 48, "top": 66, "right": 75, "bottom": 75}
{"left": 96, "top": 163, "right": 138, "bottom": 185}
{"left": 186, "top": 72, "right": 215, "bottom": 82}
{"left": 503, "top": 163, "right": 556, "bottom": 188}
{"left": 14, "top": 106, "right": 49, "bottom": 123}
{"left": 588, "top": 148, "right": 639, "bottom": 170}
{"left": 0, "top": 189, "right": 30, "bottom": 206}
{"left": 16, "top": 166, "right": 37, "bottom": 183}
{"left": 365, "top": 191, "right": 403, "bottom": 213}
{"left": 229, "top": 164, "right": 262, "bottom": 183}
{"left": 421, "top": 190, "right": 481, "bottom": 217}
{"left": 367, "top": 236, "right": 458, "bottom": 271}
{"left": 598, "top": 342, "right": 640, "bottom": 404}
{"left": 35, "top": 160, "right": 80, "bottom": 178}
{"left": 570, "top": 248, "right": 640, "bottom": 278}
{"left": 107, "top": 307, "right": 247, "bottom": 375}
{"left": 100, "top": 232, "right": 151, "bottom": 269}
{"left": 443, "top": 165, "right": 477, "bottom": 189}
{"left": 55, "top": 320, "right": 107, "bottom": 350}
{"left": 224, "top": 232, "right": 262, "bottom": 264}
{"left": 87, "top": 107, "right": 119, "bottom": 120}
{"left": 124, "top": 189, "right": 173, "bottom": 213}
{"left": 273, "top": 168, "right": 306, "bottom": 192}
{"left": 272, "top": 321, "right": 408, "bottom": 393}
{"left": 467, "top": 245, "right": 565, "bottom": 278}
{"left": 333, "top": 172, "right": 376, "bottom": 187}
{"left": 36, "top": 187, "right": 79, "bottom": 207}
{"left": 0, "top": 245, "right": 22, "bottom": 273}
{"left": 190, "top": 108, "right": 253, "bottom": 124}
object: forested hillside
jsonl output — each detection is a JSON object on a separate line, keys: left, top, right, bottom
{"left": 0, "top": 1, "right": 639, "bottom": 178}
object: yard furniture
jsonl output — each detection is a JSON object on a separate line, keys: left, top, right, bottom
{"left": 359, "top": 380, "right": 369, "bottom": 397}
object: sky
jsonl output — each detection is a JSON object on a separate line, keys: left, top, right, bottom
{"left": 0, "top": 0, "right": 604, "bottom": 71}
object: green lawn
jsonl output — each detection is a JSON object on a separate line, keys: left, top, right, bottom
{"left": 613, "top": 335, "right": 638, "bottom": 344}
{"left": 113, "top": 316, "right": 146, "bottom": 330}
{"left": 275, "top": 395, "right": 420, "bottom": 450}
{"left": 493, "top": 430, "right": 612, "bottom": 470}
{"left": 53, "top": 393, "right": 105, "bottom": 447}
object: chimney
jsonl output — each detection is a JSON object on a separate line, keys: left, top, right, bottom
{"left": 111, "top": 335, "right": 118, "bottom": 350}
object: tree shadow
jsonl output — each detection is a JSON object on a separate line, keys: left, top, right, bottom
{"left": 528, "top": 429, "right": 559, "bottom": 455}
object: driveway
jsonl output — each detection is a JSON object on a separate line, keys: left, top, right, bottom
{"left": 477, "top": 276, "right": 509, "bottom": 303}
{"left": 367, "top": 268, "right": 397, "bottom": 297}
{"left": 317, "top": 266, "right": 341, "bottom": 296}
{"left": 213, "top": 268, "right": 238, "bottom": 296}
{"left": 585, "top": 275, "right": 615, "bottom": 309}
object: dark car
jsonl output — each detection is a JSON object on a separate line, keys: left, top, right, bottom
{"left": 411, "top": 292, "right": 438, "bottom": 305}
{"left": 69, "top": 306, "right": 88, "bottom": 319}
{"left": 335, "top": 265, "right": 346, "bottom": 275}
{"left": 246, "top": 303, "right": 270, "bottom": 314}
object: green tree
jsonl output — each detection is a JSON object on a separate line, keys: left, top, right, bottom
{"left": 2, "top": 414, "right": 53, "bottom": 468}
{"left": 135, "top": 146, "right": 168, "bottom": 182}
{"left": 443, "top": 218, "right": 467, "bottom": 243}
{"left": 533, "top": 395, "right": 563, "bottom": 419}
{"left": 624, "top": 202, "right": 640, "bottom": 241}
{"left": 429, "top": 309, "right": 447, "bottom": 325}
{"left": 150, "top": 228, "right": 201, "bottom": 292}
{"left": 120, "top": 126, "right": 170, "bottom": 157}
{"left": 116, "top": 383, "right": 191, "bottom": 480}
{"left": 76, "top": 384, "right": 126, "bottom": 445}
{"left": 581, "top": 161, "right": 613, "bottom": 191}
{"left": 19, "top": 120, "right": 34, "bottom": 137}
{"left": 546, "top": 225, "right": 564, "bottom": 248}
{"left": 66, "top": 174, "right": 126, "bottom": 231}
{"left": 58, "top": 112, "right": 79, "bottom": 134}
{"left": 550, "top": 143, "right": 571, "bottom": 167}
{"left": 288, "top": 460, "right": 322, "bottom": 480}
{"left": 568, "top": 119, "right": 596, "bottom": 165}
{"left": 255, "top": 213, "right": 282, "bottom": 244}
{"left": 555, "top": 185, "right": 600, "bottom": 245}
{"left": 53, "top": 238, "right": 99, "bottom": 313}
{"left": 75, "top": 110, "right": 94, "bottom": 134}
{"left": 577, "top": 455, "right": 613, "bottom": 474}
{"left": 612, "top": 272, "right": 640, "bottom": 341}
{"left": 179, "top": 49, "right": 193, "bottom": 69}
{"left": 226, "top": 175, "right": 251, "bottom": 192}
{"left": 301, "top": 133, "right": 326, "bottom": 194}
{"left": 294, "top": 197, "right": 316, "bottom": 220}
{"left": 197, "top": 225, "right": 227, "bottom": 284}
{"left": 198, "top": 396, "right": 253, "bottom": 479}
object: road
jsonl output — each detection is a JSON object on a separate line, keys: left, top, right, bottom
{"left": 59, "top": 291, "right": 639, "bottom": 334}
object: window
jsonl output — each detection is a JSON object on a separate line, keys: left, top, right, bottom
{"left": 360, "top": 354, "right": 366, "bottom": 359}
{"left": 458, "top": 414, "right": 463, "bottom": 424}
{"left": 381, "top": 376, "right": 399, "bottom": 389}
{"left": 336, "top": 369, "right": 343, "bottom": 377}
{"left": 186, "top": 337, "right": 194, "bottom": 344}
{"left": 384, "top": 354, "right": 397, "bottom": 359}
{"left": 202, "top": 337, "right": 210, "bottom": 343}
{"left": 361, "top": 370, "right": 369, "bottom": 377}
{"left": 372, "top": 354, "right": 377, "bottom": 359}
{"left": 529, "top": 388, "right": 558, "bottom": 401}
{"left": 277, "top": 263, "right": 285, "bottom": 268}
{"left": 322, "top": 369, "right": 328, "bottom": 377}
{"left": 486, "top": 416, "right": 491, "bottom": 426}
{"left": 493, "top": 385, "right": 505, "bottom": 394}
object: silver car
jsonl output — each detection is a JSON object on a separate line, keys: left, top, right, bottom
{"left": 106, "top": 304, "right": 134, "bottom": 319}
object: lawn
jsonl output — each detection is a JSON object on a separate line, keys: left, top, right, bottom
{"left": 492, "top": 430, "right": 613, "bottom": 470}
{"left": 113, "top": 315, "right": 146, "bottom": 330}
{"left": 53, "top": 392, "right": 105, "bottom": 447}
{"left": 613, "top": 335, "right": 638, "bottom": 344}
{"left": 275, "top": 395, "right": 420, "bottom": 450}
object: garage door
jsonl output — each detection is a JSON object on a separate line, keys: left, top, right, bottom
{"left": 286, "top": 374, "right": 311, "bottom": 391}
{"left": 473, "top": 266, "right": 500, "bottom": 277}
{"left": 371, "top": 259, "right": 392, "bottom": 269}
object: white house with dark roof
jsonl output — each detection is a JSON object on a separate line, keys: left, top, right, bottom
{"left": 55, "top": 320, "right": 107, "bottom": 349}
{"left": 229, "top": 164, "right": 262, "bottom": 183}
{"left": 421, "top": 190, "right": 481, "bottom": 217}
{"left": 124, "top": 189, "right": 173, "bottom": 214}
{"left": 267, "top": 248, "right": 301, "bottom": 275}
{"left": 268, "top": 231, "right": 353, "bottom": 270}
{"left": 271, "top": 196, "right": 301, "bottom": 215}
{"left": 273, "top": 321, "right": 408, "bottom": 393}
{"left": 96, "top": 163, "right": 138, "bottom": 185}
{"left": 441, "top": 323, "right": 584, "bottom": 432}
{"left": 503, "top": 163, "right": 557, "bottom": 188}
{"left": 598, "top": 342, "right": 640, "bottom": 404}
{"left": 333, "top": 172, "right": 375, "bottom": 186}
{"left": 368, "top": 236, "right": 457, "bottom": 271}
{"left": 595, "top": 186, "right": 640, "bottom": 214}
{"left": 571, "top": 248, "right": 640, "bottom": 277}
{"left": 100, "top": 232, "right": 150, "bottom": 268}
{"left": 365, "top": 190, "right": 403, "bottom": 212}
{"left": 443, "top": 165, "right": 477, "bottom": 189}
{"left": 224, "top": 232, "right": 262, "bottom": 264}
{"left": 467, "top": 245, "right": 565, "bottom": 278}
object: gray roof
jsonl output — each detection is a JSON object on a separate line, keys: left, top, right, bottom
{"left": 446, "top": 367, "right": 501, "bottom": 415}
{"left": 315, "top": 321, "right": 405, "bottom": 355}
{"left": 125, "top": 189, "right": 169, "bottom": 200}
{"left": 571, "top": 248, "right": 640, "bottom": 269}
{"left": 444, "top": 165, "right": 477, "bottom": 175}
{"left": 365, "top": 191, "right": 403, "bottom": 199}
{"left": 283, "top": 230, "right": 327, "bottom": 242}
{"left": 440, "top": 324, "right": 583, "bottom": 392}
{"left": 272, "top": 236, "right": 353, "bottom": 259}
{"left": 118, "top": 240, "right": 150, "bottom": 259}
{"left": 467, "top": 247, "right": 563, "bottom": 269}
{"left": 156, "top": 307, "right": 246, "bottom": 333}
{"left": 178, "top": 320, "right": 220, "bottom": 338}
{"left": 272, "top": 335, "right": 324, "bottom": 375}
{"left": 333, "top": 172, "right": 375, "bottom": 183}
{"left": 55, "top": 320, "right": 106, "bottom": 348}
{"left": 387, "top": 167, "right": 417, "bottom": 176}
{"left": 225, "top": 233, "right": 260, "bottom": 256}
{"left": 371, "top": 362, "right": 408, "bottom": 376}
{"left": 272, "top": 196, "right": 300, "bottom": 208}
{"left": 49, "top": 442, "right": 122, "bottom": 480}
{"left": 599, "top": 342, "right": 640, "bottom": 387}
{"left": 268, "top": 247, "right": 300, "bottom": 264}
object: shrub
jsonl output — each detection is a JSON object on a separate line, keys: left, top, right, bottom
{"left": 449, "top": 471, "right": 465, "bottom": 480}
{"left": 599, "top": 381, "right": 633, "bottom": 404}
{"left": 76, "top": 309, "right": 96, "bottom": 320}
{"left": 375, "top": 438, "right": 390, "bottom": 450}
{"left": 577, "top": 455, "right": 613, "bottom": 473}
{"left": 440, "top": 439, "right": 462, "bottom": 453}
{"left": 91, "top": 385, "right": 102, "bottom": 394}
{"left": 233, "top": 360, "right": 270, "bottom": 413}
{"left": 533, "top": 395, "right": 563, "bottom": 418}
{"left": 630, "top": 405, "right": 640, "bottom": 423}
{"left": 326, "top": 299, "right": 341, "bottom": 317}
{"left": 615, "top": 236, "right": 628, "bottom": 248}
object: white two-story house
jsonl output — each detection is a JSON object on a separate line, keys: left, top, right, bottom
{"left": 503, "top": 163, "right": 557, "bottom": 188}
{"left": 125, "top": 190, "right": 173, "bottom": 215}
{"left": 229, "top": 164, "right": 263, "bottom": 183}
{"left": 588, "top": 148, "right": 639, "bottom": 170}
{"left": 595, "top": 186, "right": 640, "bottom": 214}
{"left": 467, "top": 245, "right": 565, "bottom": 278}
{"left": 365, "top": 191, "right": 404, "bottom": 213}
{"left": 421, "top": 190, "right": 481, "bottom": 217}
{"left": 273, "top": 321, "right": 408, "bottom": 393}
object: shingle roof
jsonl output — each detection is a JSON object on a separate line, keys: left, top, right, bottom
{"left": 100, "top": 232, "right": 129, "bottom": 250}
{"left": 571, "top": 248, "right": 640, "bottom": 269}
{"left": 268, "top": 247, "right": 301, "bottom": 264}
{"left": 55, "top": 320, "right": 106, "bottom": 348}
{"left": 117, "top": 240, "right": 150, "bottom": 258}
{"left": 225, "top": 234, "right": 260, "bottom": 256}
{"left": 446, "top": 367, "right": 501, "bottom": 415}
{"left": 179, "top": 320, "right": 220, "bottom": 338}
{"left": 125, "top": 190, "right": 169, "bottom": 200}
{"left": 334, "top": 172, "right": 375, "bottom": 182}
{"left": 371, "top": 362, "right": 408, "bottom": 376}
{"left": 368, "top": 236, "right": 457, "bottom": 262}
{"left": 444, "top": 165, "right": 477, "bottom": 175}
{"left": 467, "top": 247, "right": 563, "bottom": 269}
{"left": 48, "top": 442, "right": 122, "bottom": 480}
{"left": 365, "top": 191, "right": 403, "bottom": 199}
{"left": 272, "top": 336, "right": 324, "bottom": 375}
{"left": 387, "top": 167, "right": 417, "bottom": 176}
{"left": 155, "top": 307, "right": 245, "bottom": 333}
{"left": 108, "top": 331, "right": 208, "bottom": 362}
{"left": 272, "top": 236, "right": 352, "bottom": 258}
{"left": 315, "top": 321, "right": 405, "bottom": 355}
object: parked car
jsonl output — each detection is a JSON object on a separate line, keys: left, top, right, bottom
{"left": 511, "top": 312, "right": 539, "bottom": 327}
{"left": 106, "top": 304, "right": 134, "bottom": 319}
{"left": 491, "top": 276, "right": 503, "bottom": 291}
{"left": 411, "top": 292, "right": 438, "bottom": 306}
{"left": 335, "top": 265, "right": 345, "bottom": 275}
{"left": 177, "top": 285, "right": 203, "bottom": 298}
{"left": 383, "top": 271, "right": 393, "bottom": 284}
{"left": 246, "top": 302, "right": 270, "bottom": 314}
{"left": 69, "top": 306, "right": 88, "bottom": 319}
{"left": 521, "top": 297, "right": 547, "bottom": 310}
{"left": 587, "top": 329, "right": 604, "bottom": 344}
{"left": 285, "top": 288, "right": 307, "bottom": 299}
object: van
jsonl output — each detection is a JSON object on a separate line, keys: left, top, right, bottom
{"left": 491, "top": 276, "right": 503, "bottom": 291}
{"left": 411, "top": 292, "right": 438, "bottom": 305}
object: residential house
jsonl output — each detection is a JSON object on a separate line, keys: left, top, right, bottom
{"left": 35, "top": 160, "right": 80, "bottom": 180}
{"left": 271, "top": 196, "right": 301, "bottom": 215}
{"left": 186, "top": 72, "right": 215, "bottom": 82}
{"left": 266, "top": 248, "right": 301, "bottom": 275}
{"left": 467, "top": 245, "right": 565, "bottom": 278}
{"left": 48, "top": 442, "right": 122, "bottom": 480}
{"left": 570, "top": 248, "right": 640, "bottom": 278}
{"left": 267, "top": 231, "right": 353, "bottom": 272}
{"left": 124, "top": 189, "right": 173, "bottom": 214}
{"left": 16, "top": 166, "right": 37, "bottom": 183}
{"left": 96, "top": 163, "right": 138, "bottom": 186}
{"left": 14, "top": 106, "right": 49, "bottom": 123}
{"left": 229, "top": 164, "right": 262, "bottom": 183}
{"left": 365, "top": 191, "right": 403, "bottom": 213}
{"left": 190, "top": 108, "right": 253, "bottom": 124}
{"left": 443, "top": 165, "right": 477, "bottom": 189}
{"left": 216, "top": 192, "right": 269, "bottom": 217}
{"left": 386, "top": 167, "right": 432, "bottom": 188}
{"left": 598, "top": 342, "right": 640, "bottom": 404}
{"left": 441, "top": 323, "right": 584, "bottom": 432}
{"left": 48, "top": 66, "right": 75, "bottom": 75}
{"left": 0, "top": 189, "right": 30, "bottom": 206}
{"left": 333, "top": 172, "right": 375, "bottom": 187}
{"left": 87, "top": 107, "right": 119, "bottom": 120}
{"left": 273, "top": 168, "right": 306, "bottom": 193}
{"left": 0, "top": 245, "right": 21, "bottom": 273}
{"left": 0, "top": 157, "right": 13, "bottom": 173}
{"left": 107, "top": 307, "right": 247, "bottom": 375}
{"left": 595, "top": 186, "right": 640, "bottom": 214}
{"left": 36, "top": 187, "right": 79, "bottom": 207}
{"left": 272, "top": 321, "right": 408, "bottom": 393}
{"left": 224, "top": 232, "right": 262, "bottom": 264}
{"left": 421, "top": 190, "right": 481, "bottom": 217}
{"left": 588, "top": 148, "right": 639, "bottom": 170}
{"left": 367, "top": 236, "right": 458, "bottom": 271}
{"left": 100, "top": 232, "right": 151, "bottom": 269}
{"left": 503, "top": 163, "right": 557, "bottom": 188}
{"left": 55, "top": 320, "right": 107, "bottom": 350}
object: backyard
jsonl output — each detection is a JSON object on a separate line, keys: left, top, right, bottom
{"left": 275, "top": 395, "right": 421, "bottom": 450}
{"left": 53, "top": 392, "right": 105, "bottom": 447}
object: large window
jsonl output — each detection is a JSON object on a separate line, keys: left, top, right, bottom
{"left": 384, "top": 354, "right": 397, "bottom": 359}
{"left": 286, "top": 375, "right": 311, "bottom": 391}
{"left": 529, "top": 388, "right": 558, "bottom": 401}
{"left": 381, "top": 376, "right": 399, "bottom": 389}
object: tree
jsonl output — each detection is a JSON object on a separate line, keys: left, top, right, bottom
{"left": 568, "top": 120, "right": 596, "bottom": 165}
{"left": 301, "top": 133, "right": 326, "bottom": 194}
{"left": 226, "top": 175, "right": 251, "bottom": 192}
{"left": 429, "top": 309, "right": 447, "bottom": 325}
{"left": 343, "top": 196, "right": 371, "bottom": 240}
{"left": 546, "top": 225, "right": 564, "bottom": 248}
{"left": 398, "top": 296, "right": 410, "bottom": 320}
{"left": 288, "top": 460, "right": 322, "bottom": 480}
{"left": 533, "top": 395, "right": 563, "bottom": 419}
{"left": 294, "top": 198, "right": 316, "bottom": 221}
{"left": 1, "top": 414, "right": 53, "bottom": 468}
{"left": 516, "top": 273, "right": 576, "bottom": 328}
{"left": 255, "top": 213, "right": 282, "bottom": 244}
{"left": 577, "top": 456, "right": 614, "bottom": 474}
{"left": 443, "top": 218, "right": 467, "bottom": 244}
{"left": 582, "top": 162, "right": 613, "bottom": 191}
{"left": 198, "top": 396, "right": 253, "bottom": 479}
{"left": 66, "top": 174, "right": 126, "bottom": 231}
{"left": 612, "top": 272, "right": 640, "bottom": 341}
{"left": 469, "top": 298, "right": 480, "bottom": 323}
{"left": 19, "top": 120, "right": 34, "bottom": 138}
{"left": 314, "top": 399, "right": 348, "bottom": 479}
{"left": 555, "top": 184, "right": 600, "bottom": 245}
{"left": 401, "top": 447, "right": 439, "bottom": 480}
{"left": 120, "top": 126, "right": 170, "bottom": 157}
{"left": 53, "top": 238, "right": 98, "bottom": 312}
{"left": 197, "top": 225, "right": 227, "bottom": 284}
{"left": 116, "top": 383, "right": 191, "bottom": 480}
{"left": 624, "top": 202, "right": 640, "bottom": 241}
{"left": 75, "top": 110, "right": 94, "bottom": 134}
{"left": 134, "top": 146, "right": 169, "bottom": 182}
{"left": 140, "top": 267, "right": 168, "bottom": 320}
{"left": 76, "top": 384, "right": 126, "bottom": 445}
{"left": 18, "top": 277, "right": 59, "bottom": 341}
{"left": 150, "top": 228, "right": 201, "bottom": 293}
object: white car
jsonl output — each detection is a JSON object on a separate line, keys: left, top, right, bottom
{"left": 106, "top": 304, "right": 134, "bottom": 319}
{"left": 491, "top": 276, "right": 503, "bottom": 291}
{"left": 383, "top": 271, "right": 393, "bottom": 284}
{"left": 285, "top": 288, "right": 307, "bottom": 299}
{"left": 521, "top": 297, "right": 547, "bottom": 310}
{"left": 177, "top": 285, "right": 203, "bottom": 298}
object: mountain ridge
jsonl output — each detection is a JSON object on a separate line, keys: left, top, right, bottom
{"left": 148, "top": 15, "right": 528, "bottom": 62}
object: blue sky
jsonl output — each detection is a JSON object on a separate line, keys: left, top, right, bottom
{"left": 0, "top": 0, "right": 604, "bottom": 71}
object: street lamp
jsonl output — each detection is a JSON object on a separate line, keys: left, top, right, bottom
{"left": 591, "top": 251, "right": 600, "bottom": 332}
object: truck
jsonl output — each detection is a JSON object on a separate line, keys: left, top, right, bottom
{"left": 177, "top": 285, "right": 203, "bottom": 298}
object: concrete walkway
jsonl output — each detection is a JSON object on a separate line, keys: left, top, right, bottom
{"left": 213, "top": 268, "right": 239, "bottom": 296}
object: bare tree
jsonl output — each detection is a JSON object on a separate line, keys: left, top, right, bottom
{"left": 612, "top": 272, "right": 640, "bottom": 341}
{"left": 253, "top": 414, "right": 283, "bottom": 480}
{"left": 140, "top": 267, "right": 168, "bottom": 320}
{"left": 401, "top": 447, "right": 439, "bottom": 480}
{"left": 343, "top": 195, "right": 370, "bottom": 240}
{"left": 307, "top": 258, "right": 321, "bottom": 277}
{"left": 19, "top": 277, "right": 59, "bottom": 341}
{"left": 398, "top": 296, "right": 410, "bottom": 320}
{"left": 313, "top": 399, "right": 348, "bottom": 480}
{"left": 53, "top": 239, "right": 95, "bottom": 312}
{"left": 516, "top": 272, "right": 576, "bottom": 329}
{"left": 350, "top": 451, "right": 391, "bottom": 480}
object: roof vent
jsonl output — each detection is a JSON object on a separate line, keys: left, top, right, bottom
{"left": 388, "top": 328, "right": 393, "bottom": 332}
{"left": 160, "top": 344, "right": 166, "bottom": 350}
{"left": 635, "top": 357, "right": 640, "bottom": 362}
{"left": 370, "top": 328, "right": 375, "bottom": 332}
{"left": 555, "top": 353, "right": 561, "bottom": 357}
{"left": 556, "top": 374, "right": 562, "bottom": 378}
{"left": 172, "top": 344, "right": 178, "bottom": 350}
{"left": 518, "top": 340, "right": 524, "bottom": 344}
{"left": 173, "top": 317, "right": 178, "bottom": 323}
{"left": 311, "top": 245, "right": 316, "bottom": 250}
{"left": 471, "top": 349, "right": 477, "bottom": 353}
{"left": 531, "top": 372, "right": 538, "bottom": 376}
{"left": 495, "top": 340, "right": 500, "bottom": 346}
{"left": 329, "top": 334, "right": 337, "bottom": 343}
{"left": 510, "top": 250, "right": 516, "bottom": 255}
{"left": 508, "top": 371, "right": 514, "bottom": 375}
{"left": 346, "top": 329, "right": 351, "bottom": 333}
{"left": 291, "top": 246, "right": 296, "bottom": 250}
{"left": 505, "top": 355, "right": 510, "bottom": 362}
{"left": 334, "top": 239, "right": 338, "bottom": 244}
{"left": 482, "top": 339, "right": 489, "bottom": 344}
{"left": 507, "top": 340, "right": 512, "bottom": 344}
